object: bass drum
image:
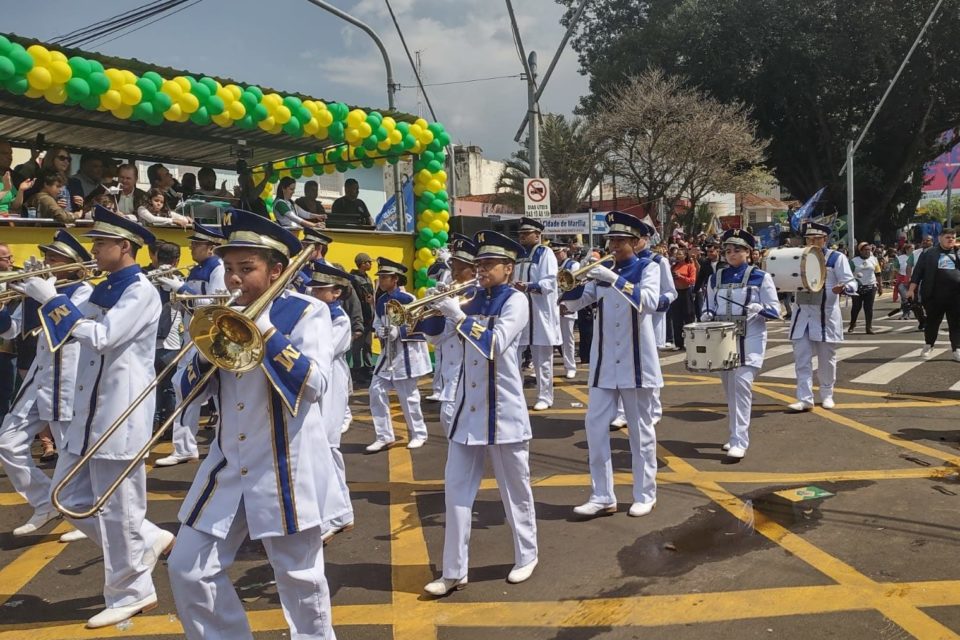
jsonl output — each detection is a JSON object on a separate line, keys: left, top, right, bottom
{"left": 762, "top": 246, "right": 825, "bottom": 292}
{"left": 683, "top": 322, "right": 740, "bottom": 372}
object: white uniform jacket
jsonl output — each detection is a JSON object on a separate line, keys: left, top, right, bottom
{"left": 703, "top": 264, "right": 781, "bottom": 368}
{"left": 0, "top": 282, "right": 92, "bottom": 422}
{"left": 560, "top": 255, "right": 663, "bottom": 390}
{"left": 427, "top": 260, "right": 452, "bottom": 287}
{"left": 788, "top": 249, "right": 857, "bottom": 343}
{"left": 417, "top": 286, "right": 476, "bottom": 403}
{"left": 558, "top": 258, "right": 580, "bottom": 320}
{"left": 177, "top": 291, "right": 336, "bottom": 540}
{"left": 639, "top": 250, "right": 677, "bottom": 347}
{"left": 419, "top": 284, "right": 531, "bottom": 445}
{"left": 372, "top": 288, "right": 432, "bottom": 381}
{"left": 514, "top": 244, "right": 561, "bottom": 347}
{"left": 39, "top": 265, "right": 160, "bottom": 459}
{"left": 179, "top": 255, "right": 226, "bottom": 324}
{"left": 320, "top": 300, "right": 351, "bottom": 442}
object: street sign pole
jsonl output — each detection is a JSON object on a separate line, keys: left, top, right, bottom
{"left": 847, "top": 141, "right": 855, "bottom": 249}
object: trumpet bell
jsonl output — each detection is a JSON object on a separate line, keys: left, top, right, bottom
{"left": 190, "top": 306, "right": 264, "bottom": 373}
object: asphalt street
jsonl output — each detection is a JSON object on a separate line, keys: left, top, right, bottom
{"left": 2, "top": 294, "right": 960, "bottom": 639}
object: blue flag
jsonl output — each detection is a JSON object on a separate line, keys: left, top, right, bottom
{"left": 790, "top": 187, "right": 826, "bottom": 232}
{"left": 375, "top": 178, "right": 415, "bottom": 232}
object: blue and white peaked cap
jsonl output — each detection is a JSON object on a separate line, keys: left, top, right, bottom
{"left": 83, "top": 205, "right": 156, "bottom": 248}
{"left": 518, "top": 216, "right": 545, "bottom": 232}
{"left": 310, "top": 262, "right": 352, "bottom": 287}
{"left": 802, "top": 221, "right": 831, "bottom": 237}
{"left": 376, "top": 257, "right": 407, "bottom": 276}
{"left": 39, "top": 229, "right": 91, "bottom": 263}
{"left": 215, "top": 208, "right": 302, "bottom": 261}
{"left": 473, "top": 230, "right": 523, "bottom": 261}
{"left": 605, "top": 211, "right": 653, "bottom": 238}
{"left": 721, "top": 228, "right": 756, "bottom": 250}
{"left": 187, "top": 221, "right": 225, "bottom": 245}
{"left": 449, "top": 236, "right": 477, "bottom": 264}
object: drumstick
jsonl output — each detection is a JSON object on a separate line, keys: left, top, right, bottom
{"left": 718, "top": 296, "right": 749, "bottom": 309}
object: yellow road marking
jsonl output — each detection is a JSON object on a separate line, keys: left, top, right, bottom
{"left": 0, "top": 521, "right": 72, "bottom": 607}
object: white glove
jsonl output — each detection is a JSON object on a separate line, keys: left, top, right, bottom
{"left": 745, "top": 303, "right": 763, "bottom": 318}
{"left": 433, "top": 295, "right": 467, "bottom": 322}
{"left": 699, "top": 311, "right": 714, "bottom": 322}
{"left": 386, "top": 325, "right": 399, "bottom": 340}
{"left": 255, "top": 313, "right": 274, "bottom": 335}
{"left": 13, "top": 276, "right": 58, "bottom": 304}
{"left": 586, "top": 265, "right": 618, "bottom": 285}
{"left": 157, "top": 276, "right": 185, "bottom": 293}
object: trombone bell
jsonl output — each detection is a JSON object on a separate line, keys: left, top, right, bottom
{"left": 557, "top": 254, "right": 617, "bottom": 292}
{"left": 190, "top": 307, "right": 264, "bottom": 373}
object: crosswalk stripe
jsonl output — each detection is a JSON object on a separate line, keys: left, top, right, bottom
{"left": 850, "top": 348, "right": 946, "bottom": 385}
{"left": 660, "top": 352, "right": 688, "bottom": 366}
{"left": 761, "top": 346, "right": 876, "bottom": 379}
{"left": 950, "top": 380, "right": 960, "bottom": 392}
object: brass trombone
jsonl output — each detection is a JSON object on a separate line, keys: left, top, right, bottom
{"left": 50, "top": 242, "right": 319, "bottom": 519}
{"left": 169, "top": 290, "right": 237, "bottom": 311}
{"left": 557, "top": 254, "right": 616, "bottom": 292}
{"left": 0, "top": 260, "right": 102, "bottom": 305}
{"left": 385, "top": 279, "right": 478, "bottom": 329}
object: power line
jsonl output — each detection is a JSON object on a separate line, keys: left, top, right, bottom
{"left": 400, "top": 73, "right": 522, "bottom": 89}
{"left": 82, "top": 0, "right": 202, "bottom": 49}
{"left": 52, "top": 0, "right": 174, "bottom": 43}
{"left": 57, "top": 0, "right": 189, "bottom": 48}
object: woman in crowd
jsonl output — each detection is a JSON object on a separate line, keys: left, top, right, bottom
{"left": 669, "top": 247, "right": 697, "bottom": 350}
{"left": 273, "top": 176, "right": 319, "bottom": 230}
{"left": 137, "top": 188, "right": 191, "bottom": 228}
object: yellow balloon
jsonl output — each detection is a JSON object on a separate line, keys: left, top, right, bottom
{"left": 258, "top": 116, "right": 276, "bottom": 132}
{"left": 411, "top": 141, "right": 424, "bottom": 154}
{"left": 422, "top": 209, "right": 436, "bottom": 221}
{"left": 228, "top": 101, "right": 246, "bottom": 119}
{"left": 303, "top": 118, "right": 319, "bottom": 135}
{"left": 303, "top": 100, "right": 319, "bottom": 116}
{"left": 429, "top": 219, "right": 444, "bottom": 233}
{"left": 389, "top": 130, "right": 402, "bottom": 144}
{"left": 358, "top": 122, "right": 372, "bottom": 138}
{"left": 317, "top": 110, "right": 333, "bottom": 127}
{"left": 263, "top": 93, "right": 282, "bottom": 108}
{"left": 120, "top": 83, "right": 141, "bottom": 106}
{"left": 121, "top": 70, "right": 137, "bottom": 85}
{"left": 374, "top": 158, "right": 387, "bottom": 166}
{"left": 382, "top": 116, "right": 396, "bottom": 130}
{"left": 51, "top": 50, "right": 68, "bottom": 64}
{"left": 262, "top": 182, "right": 274, "bottom": 196}
{"left": 179, "top": 92, "right": 200, "bottom": 113}
{"left": 420, "top": 129, "right": 435, "bottom": 144}
{"left": 302, "top": 166, "right": 315, "bottom": 177}
{"left": 100, "top": 89, "right": 122, "bottom": 110}
{"left": 417, "top": 169, "right": 432, "bottom": 183}
{"left": 316, "top": 126, "right": 329, "bottom": 139}
{"left": 25, "top": 87, "right": 43, "bottom": 98}
{"left": 225, "top": 84, "right": 242, "bottom": 100}
{"left": 437, "top": 210, "right": 450, "bottom": 223}
{"left": 416, "top": 286, "right": 428, "bottom": 298}
{"left": 413, "top": 183, "right": 425, "bottom": 197}
{"left": 409, "top": 124, "right": 423, "bottom": 138}
{"left": 173, "top": 76, "right": 192, "bottom": 92}
{"left": 212, "top": 113, "right": 233, "bottom": 127}
{"left": 427, "top": 179, "right": 443, "bottom": 193}
{"left": 377, "top": 139, "right": 392, "bottom": 151}
{"left": 417, "top": 248, "right": 432, "bottom": 262}
{"left": 347, "top": 109, "right": 365, "bottom": 127}
{"left": 26, "top": 44, "right": 51, "bottom": 66}
{"left": 164, "top": 104, "right": 183, "bottom": 121}
{"left": 274, "top": 105, "right": 291, "bottom": 124}
{"left": 49, "top": 60, "right": 72, "bottom": 84}
{"left": 435, "top": 170, "right": 447, "bottom": 184}
{"left": 43, "top": 85, "right": 67, "bottom": 104}
{"left": 26, "top": 66, "right": 52, "bottom": 90}
{"left": 161, "top": 79, "right": 182, "bottom": 98}
{"left": 345, "top": 128, "right": 361, "bottom": 144}
{"left": 105, "top": 68, "right": 125, "bottom": 89}
{"left": 323, "top": 164, "right": 336, "bottom": 175}
{"left": 216, "top": 87, "right": 232, "bottom": 104}
{"left": 415, "top": 117, "right": 428, "bottom": 129}
{"left": 112, "top": 104, "right": 133, "bottom": 119}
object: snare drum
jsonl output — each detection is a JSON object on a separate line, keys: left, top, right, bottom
{"left": 762, "top": 246, "right": 825, "bottom": 292}
{"left": 683, "top": 322, "right": 740, "bottom": 372}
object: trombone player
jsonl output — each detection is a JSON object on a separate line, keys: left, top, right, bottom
{"left": 16, "top": 207, "right": 174, "bottom": 628}
{"left": 0, "top": 231, "right": 92, "bottom": 538}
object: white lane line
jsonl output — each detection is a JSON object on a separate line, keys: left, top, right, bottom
{"left": 659, "top": 352, "right": 689, "bottom": 366}
{"left": 949, "top": 380, "right": 960, "bottom": 392}
{"left": 761, "top": 346, "right": 876, "bottom": 379}
{"left": 851, "top": 348, "right": 946, "bottom": 385}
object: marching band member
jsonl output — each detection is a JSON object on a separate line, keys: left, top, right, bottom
{"left": 560, "top": 212, "right": 662, "bottom": 519}
{"left": 0, "top": 231, "right": 92, "bottom": 537}
{"left": 426, "top": 238, "right": 465, "bottom": 402}
{"left": 553, "top": 244, "right": 579, "bottom": 379}
{"left": 20, "top": 207, "right": 173, "bottom": 628}
{"left": 427, "top": 246, "right": 453, "bottom": 287}
{"left": 513, "top": 217, "right": 561, "bottom": 411}
{"left": 420, "top": 230, "right": 538, "bottom": 596}
{"left": 700, "top": 229, "right": 781, "bottom": 460}
{"left": 418, "top": 236, "right": 477, "bottom": 434}
{"left": 155, "top": 222, "right": 226, "bottom": 467}
{"left": 167, "top": 209, "right": 340, "bottom": 639}
{"left": 309, "top": 262, "right": 356, "bottom": 543}
{"left": 788, "top": 222, "right": 857, "bottom": 411}
{"left": 366, "top": 258, "right": 432, "bottom": 452}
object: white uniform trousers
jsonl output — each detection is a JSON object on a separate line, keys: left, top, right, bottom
{"left": 559, "top": 316, "right": 576, "bottom": 373}
{"left": 369, "top": 376, "right": 428, "bottom": 443}
{"left": 431, "top": 351, "right": 443, "bottom": 397}
{"left": 52, "top": 450, "right": 162, "bottom": 607}
{"left": 324, "top": 447, "right": 353, "bottom": 531}
{"left": 0, "top": 409, "right": 65, "bottom": 512}
{"left": 529, "top": 344, "right": 554, "bottom": 406}
{"left": 441, "top": 440, "right": 538, "bottom": 580}
{"left": 616, "top": 390, "right": 661, "bottom": 424}
{"left": 720, "top": 366, "right": 759, "bottom": 450}
{"left": 585, "top": 387, "right": 657, "bottom": 505}
{"left": 170, "top": 367, "right": 201, "bottom": 459}
{"left": 439, "top": 400, "right": 456, "bottom": 435}
{"left": 792, "top": 339, "right": 838, "bottom": 404}
{"left": 168, "top": 502, "right": 335, "bottom": 640}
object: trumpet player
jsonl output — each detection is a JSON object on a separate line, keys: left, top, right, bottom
{"left": 420, "top": 231, "right": 539, "bottom": 596}
{"left": 553, "top": 244, "right": 579, "bottom": 379}
{"left": 559, "top": 212, "right": 662, "bottom": 519}
{"left": 700, "top": 229, "right": 781, "bottom": 460}
{"left": 514, "top": 217, "right": 561, "bottom": 411}
{"left": 0, "top": 231, "right": 92, "bottom": 538}
{"left": 18, "top": 207, "right": 173, "bottom": 628}
{"left": 168, "top": 210, "right": 339, "bottom": 639}
{"left": 155, "top": 222, "right": 226, "bottom": 467}
{"left": 366, "top": 258, "right": 432, "bottom": 452}
{"left": 425, "top": 236, "right": 467, "bottom": 402}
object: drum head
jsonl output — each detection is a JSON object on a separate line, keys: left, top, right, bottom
{"left": 801, "top": 246, "right": 826, "bottom": 292}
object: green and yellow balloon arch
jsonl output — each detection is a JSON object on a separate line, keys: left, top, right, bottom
{"left": 0, "top": 35, "right": 451, "bottom": 296}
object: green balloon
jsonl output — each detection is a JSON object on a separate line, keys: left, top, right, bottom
{"left": 0, "top": 36, "right": 11, "bottom": 56}
{"left": 67, "top": 56, "right": 91, "bottom": 78}
{"left": 428, "top": 238, "right": 442, "bottom": 249}
{"left": 5, "top": 75, "right": 28, "bottom": 95}
{"left": 436, "top": 190, "right": 448, "bottom": 201}
{"left": 142, "top": 70, "right": 163, "bottom": 89}
{"left": 421, "top": 150, "right": 435, "bottom": 163}
{"left": 251, "top": 103, "right": 269, "bottom": 122}
{"left": 387, "top": 155, "right": 400, "bottom": 165}
{"left": 135, "top": 77, "right": 156, "bottom": 100}
{"left": 428, "top": 140, "right": 444, "bottom": 153}
{"left": 427, "top": 160, "right": 443, "bottom": 173}
{"left": 236, "top": 114, "right": 255, "bottom": 129}
{"left": 206, "top": 95, "right": 225, "bottom": 116}
{"left": 362, "top": 158, "right": 374, "bottom": 168}
{"left": 153, "top": 92, "right": 173, "bottom": 112}
{"left": 282, "top": 95, "right": 301, "bottom": 111}
{"left": 419, "top": 227, "right": 434, "bottom": 241}
{"left": 327, "top": 121, "right": 344, "bottom": 143}
{"left": 246, "top": 85, "right": 263, "bottom": 100}
{"left": 432, "top": 198, "right": 446, "bottom": 212}
{"left": 335, "top": 161, "right": 349, "bottom": 172}
{"left": 282, "top": 117, "right": 302, "bottom": 136}
{"left": 436, "top": 230, "right": 448, "bottom": 244}
{"left": 434, "top": 152, "right": 446, "bottom": 164}
{"left": 79, "top": 94, "right": 100, "bottom": 110}
{"left": 240, "top": 91, "right": 258, "bottom": 111}
{"left": 291, "top": 168, "right": 303, "bottom": 179}
{"left": 65, "top": 77, "right": 90, "bottom": 100}
{"left": 88, "top": 71, "right": 109, "bottom": 95}
{"left": 88, "top": 59, "right": 104, "bottom": 74}
{"left": 438, "top": 132, "right": 451, "bottom": 146}
{"left": 396, "top": 121, "right": 410, "bottom": 134}
{"left": 0, "top": 57, "right": 14, "bottom": 81}
{"left": 199, "top": 76, "right": 218, "bottom": 93}
{"left": 354, "top": 147, "right": 367, "bottom": 159}
{"left": 297, "top": 106, "right": 312, "bottom": 125}
{"left": 191, "top": 82, "right": 211, "bottom": 101}
{"left": 185, "top": 75, "right": 198, "bottom": 88}
{"left": 362, "top": 137, "right": 378, "bottom": 151}
{"left": 189, "top": 106, "right": 211, "bottom": 126}
{"left": 416, "top": 267, "right": 428, "bottom": 280}
{"left": 133, "top": 101, "right": 154, "bottom": 121}
{"left": 9, "top": 46, "right": 33, "bottom": 74}
{"left": 426, "top": 277, "right": 437, "bottom": 288}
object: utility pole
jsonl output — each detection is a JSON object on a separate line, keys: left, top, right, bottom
{"left": 414, "top": 49, "right": 424, "bottom": 119}
{"left": 527, "top": 51, "right": 540, "bottom": 179}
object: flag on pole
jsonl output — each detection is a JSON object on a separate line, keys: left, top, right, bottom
{"left": 375, "top": 178, "right": 415, "bottom": 231}
{"left": 790, "top": 187, "right": 826, "bottom": 232}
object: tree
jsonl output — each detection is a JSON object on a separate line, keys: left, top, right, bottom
{"left": 558, "top": 0, "right": 960, "bottom": 240}
{"left": 495, "top": 113, "right": 604, "bottom": 214}
{"left": 593, "top": 69, "right": 768, "bottom": 232}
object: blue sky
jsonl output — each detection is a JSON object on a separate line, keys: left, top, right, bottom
{"left": 5, "top": 0, "right": 589, "bottom": 160}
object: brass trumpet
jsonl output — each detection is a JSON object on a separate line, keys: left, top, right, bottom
{"left": 0, "top": 260, "right": 101, "bottom": 305}
{"left": 557, "top": 254, "right": 616, "bottom": 292}
{"left": 51, "top": 242, "right": 319, "bottom": 519}
{"left": 385, "top": 279, "right": 478, "bottom": 328}
{"left": 169, "top": 290, "right": 237, "bottom": 311}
